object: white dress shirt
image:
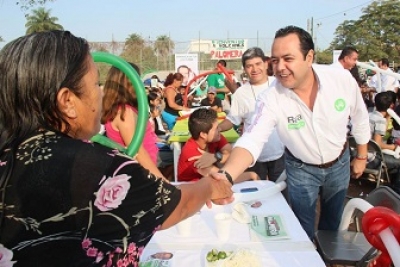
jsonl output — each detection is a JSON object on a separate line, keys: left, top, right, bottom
{"left": 369, "top": 68, "right": 400, "bottom": 92}
{"left": 227, "top": 78, "right": 284, "bottom": 162}
{"left": 234, "top": 64, "right": 370, "bottom": 165}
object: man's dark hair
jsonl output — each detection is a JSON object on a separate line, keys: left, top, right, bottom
{"left": 338, "top": 47, "right": 358, "bottom": 60}
{"left": 274, "top": 25, "right": 314, "bottom": 59}
{"left": 217, "top": 60, "right": 227, "bottom": 67}
{"left": 386, "top": 91, "right": 397, "bottom": 106}
{"left": 374, "top": 92, "right": 392, "bottom": 112}
{"left": 188, "top": 108, "right": 217, "bottom": 139}
{"left": 241, "top": 47, "right": 266, "bottom": 67}
{"left": 381, "top": 58, "right": 390, "bottom": 67}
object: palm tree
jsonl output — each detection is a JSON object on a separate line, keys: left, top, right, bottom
{"left": 154, "top": 35, "right": 174, "bottom": 70}
{"left": 121, "top": 33, "right": 146, "bottom": 69}
{"left": 25, "top": 7, "right": 63, "bottom": 35}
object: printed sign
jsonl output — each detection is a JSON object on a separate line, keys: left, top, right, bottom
{"left": 175, "top": 54, "right": 199, "bottom": 86}
{"left": 210, "top": 39, "right": 248, "bottom": 60}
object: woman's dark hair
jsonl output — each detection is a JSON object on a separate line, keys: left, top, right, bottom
{"left": 164, "top": 73, "right": 183, "bottom": 87}
{"left": 0, "top": 30, "right": 90, "bottom": 228}
{"left": 0, "top": 30, "right": 89, "bottom": 151}
{"left": 101, "top": 62, "right": 141, "bottom": 124}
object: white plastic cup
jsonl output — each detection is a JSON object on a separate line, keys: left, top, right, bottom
{"left": 176, "top": 216, "right": 192, "bottom": 237}
{"left": 214, "top": 213, "right": 232, "bottom": 241}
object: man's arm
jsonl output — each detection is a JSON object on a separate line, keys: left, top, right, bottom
{"left": 219, "top": 119, "right": 234, "bottom": 132}
{"left": 218, "top": 147, "right": 254, "bottom": 181}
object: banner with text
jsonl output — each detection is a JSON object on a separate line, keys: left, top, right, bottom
{"left": 210, "top": 39, "right": 248, "bottom": 60}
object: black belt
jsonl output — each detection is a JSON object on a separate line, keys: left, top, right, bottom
{"left": 285, "top": 142, "right": 348, "bottom": 169}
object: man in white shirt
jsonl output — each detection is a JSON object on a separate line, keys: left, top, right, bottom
{"left": 332, "top": 47, "right": 359, "bottom": 70}
{"left": 218, "top": 47, "right": 285, "bottom": 182}
{"left": 369, "top": 58, "right": 400, "bottom": 93}
{"left": 214, "top": 26, "right": 370, "bottom": 239}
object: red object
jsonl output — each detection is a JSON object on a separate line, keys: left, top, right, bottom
{"left": 362, "top": 206, "right": 400, "bottom": 267}
{"left": 177, "top": 136, "right": 228, "bottom": 182}
{"left": 182, "top": 63, "right": 234, "bottom": 107}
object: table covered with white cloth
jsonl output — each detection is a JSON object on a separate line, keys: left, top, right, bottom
{"left": 140, "top": 181, "right": 325, "bottom": 266}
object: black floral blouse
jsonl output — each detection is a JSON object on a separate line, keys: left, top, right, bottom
{"left": 0, "top": 130, "right": 181, "bottom": 267}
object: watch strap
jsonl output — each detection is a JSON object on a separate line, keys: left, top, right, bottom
{"left": 218, "top": 169, "right": 234, "bottom": 185}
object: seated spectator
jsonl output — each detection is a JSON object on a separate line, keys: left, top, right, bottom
{"left": 200, "top": 86, "right": 223, "bottom": 112}
{"left": 0, "top": 30, "right": 233, "bottom": 266}
{"left": 162, "top": 73, "right": 190, "bottom": 130}
{"left": 148, "top": 91, "right": 169, "bottom": 137}
{"left": 178, "top": 108, "right": 258, "bottom": 182}
{"left": 369, "top": 92, "right": 400, "bottom": 193}
{"left": 192, "top": 82, "right": 208, "bottom": 106}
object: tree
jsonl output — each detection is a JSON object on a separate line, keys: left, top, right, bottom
{"left": 0, "top": 36, "right": 4, "bottom": 42}
{"left": 330, "top": 0, "right": 400, "bottom": 63}
{"left": 154, "top": 35, "right": 174, "bottom": 70}
{"left": 25, "top": 7, "right": 63, "bottom": 34}
{"left": 120, "top": 33, "right": 147, "bottom": 72}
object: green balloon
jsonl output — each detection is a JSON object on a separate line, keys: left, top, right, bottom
{"left": 91, "top": 52, "right": 148, "bottom": 157}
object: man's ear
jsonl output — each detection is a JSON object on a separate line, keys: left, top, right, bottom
{"left": 57, "top": 87, "right": 77, "bottom": 119}
{"left": 306, "top": 49, "right": 315, "bottom": 65}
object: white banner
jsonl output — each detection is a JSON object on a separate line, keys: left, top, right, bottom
{"left": 175, "top": 54, "right": 199, "bottom": 86}
{"left": 210, "top": 39, "right": 248, "bottom": 60}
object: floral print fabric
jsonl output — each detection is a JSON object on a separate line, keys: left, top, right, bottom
{"left": 0, "top": 130, "right": 181, "bottom": 267}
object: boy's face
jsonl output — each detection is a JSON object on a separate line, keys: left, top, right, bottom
{"left": 206, "top": 120, "right": 221, "bottom": 143}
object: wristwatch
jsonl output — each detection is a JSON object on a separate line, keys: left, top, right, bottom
{"left": 214, "top": 151, "right": 223, "bottom": 162}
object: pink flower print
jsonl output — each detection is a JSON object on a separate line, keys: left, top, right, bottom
{"left": 127, "top": 243, "right": 137, "bottom": 254}
{"left": 86, "top": 247, "right": 98, "bottom": 258}
{"left": 94, "top": 174, "right": 131, "bottom": 211}
{"left": 95, "top": 251, "right": 104, "bottom": 263}
{"left": 114, "top": 247, "right": 123, "bottom": 254}
{"left": 81, "top": 238, "right": 92, "bottom": 249}
{"left": 0, "top": 161, "right": 6, "bottom": 167}
{"left": 0, "top": 244, "right": 16, "bottom": 267}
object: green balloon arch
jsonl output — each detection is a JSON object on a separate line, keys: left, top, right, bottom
{"left": 91, "top": 52, "right": 148, "bottom": 157}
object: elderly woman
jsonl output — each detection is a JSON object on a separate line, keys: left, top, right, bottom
{"left": 0, "top": 31, "right": 232, "bottom": 266}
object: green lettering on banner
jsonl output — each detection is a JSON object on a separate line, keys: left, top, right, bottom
{"left": 288, "top": 120, "right": 305, "bottom": 130}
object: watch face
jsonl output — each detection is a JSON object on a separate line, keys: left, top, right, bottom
{"left": 215, "top": 151, "right": 222, "bottom": 161}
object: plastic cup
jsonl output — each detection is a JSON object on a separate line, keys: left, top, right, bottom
{"left": 214, "top": 213, "right": 232, "bottom": 241}
{"left": 176, "top": 216, "right": 192, "bottom": 237}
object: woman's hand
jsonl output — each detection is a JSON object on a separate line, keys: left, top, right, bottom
{"left": 206, "top": 174, "right": 234, "bottom": 206}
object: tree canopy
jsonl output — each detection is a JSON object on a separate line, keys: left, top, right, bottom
{"left": 25, "top": 7, "right": 63, "bottom": 34}
{"left": 328, "top": 0, "right": 400, "bottom": 63}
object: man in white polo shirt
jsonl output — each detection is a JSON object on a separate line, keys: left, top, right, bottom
{"left": 214, "top": 26, "right": 370, "bottom": 239}
{"left": 218, "top": 47, "right": 285, "bottom": 182}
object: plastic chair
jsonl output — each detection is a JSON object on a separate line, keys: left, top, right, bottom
{"left": 348, "top": 136, "right": 390, "bottom": 188}
{"left": 314, "top": 186, "right": 400, "bottom": 266}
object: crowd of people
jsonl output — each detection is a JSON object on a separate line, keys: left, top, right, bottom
{"left": 1, "top": 24, "right": 400, "bottom": 266}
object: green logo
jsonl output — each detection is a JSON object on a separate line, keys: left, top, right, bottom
{"left": 288, "top": 120, "right": 305, "bottom": 130}
{"left": 334, "top": 99, "right": 346, "bottom": 112}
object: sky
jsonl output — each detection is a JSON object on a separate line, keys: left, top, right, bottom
{"left": 0, "top": 0, "right": 374, "bottom": 53}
